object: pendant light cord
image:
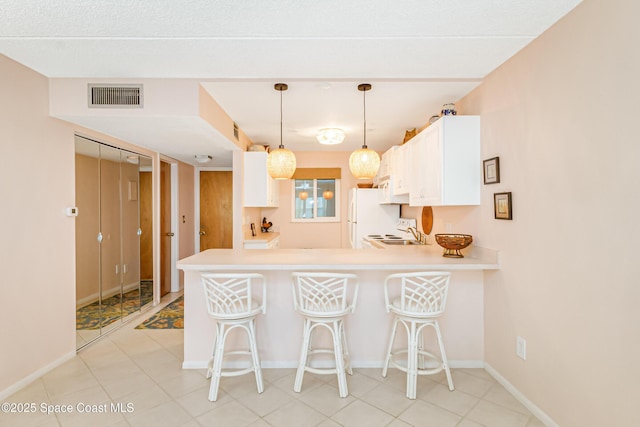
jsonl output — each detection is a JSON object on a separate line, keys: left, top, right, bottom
{"left": 279, "top": 88, "right": 284, "bottom": 149}
{"left": 362, "top": 87, "right": 367, "bottom": 149}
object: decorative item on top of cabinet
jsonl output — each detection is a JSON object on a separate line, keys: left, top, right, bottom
{"left": 441, "top": 103, "right": 457, "bottom": 116}
{"left": 243, "top": 152, "right": 279, "bottom": 207}
{"left": 483, "top": 157, "right": 500, "bottom": 184}
{"left": 409, "top": 116, "right": 480, "bottom": 206}
{"left": 403, "top": 128, "right": 417, "bottom": 143}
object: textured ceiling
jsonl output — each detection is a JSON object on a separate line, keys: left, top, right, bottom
{"left": 0, "top": 0, "right": 583, "bottom": 165}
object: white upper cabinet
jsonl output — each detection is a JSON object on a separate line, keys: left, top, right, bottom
{"left": 392, "top": 142, "right": 412, "bottom": 195}
{"left": 409, "top": 116, "right": 480, "bottom": 206}
{"left": 243, "top": 152, "right": 279, "bottom": 207}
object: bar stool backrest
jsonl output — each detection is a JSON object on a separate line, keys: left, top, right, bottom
{"left": 384, "top": 272, "right": 451, "bottom": 316}
{"left": 201, "top": 273, "right": 266, "bottom": 319}
{"left": 292, "top": 272, "right": 359, "bottom": 316}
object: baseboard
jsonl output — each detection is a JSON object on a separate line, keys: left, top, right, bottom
{"left": 76, "top": 281, "right": 142, "bottom": 308}
{"left": 182, "top": 359, "right": 484, "bottom": 370}
{"left": 484, "top": 363, "right": 559, "bottom": 427}
{"left": 0, "top": 351, "right": 76, "bottom": 401}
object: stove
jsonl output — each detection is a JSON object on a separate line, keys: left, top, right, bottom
{"left": 367, "top": 234, "right": 404, "bottom": 241}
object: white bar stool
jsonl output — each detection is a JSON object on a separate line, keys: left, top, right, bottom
{"left": 201, "top": 273, "right": 266, "bottom": 401}
{"left": 382, "top": 271, "right": 454, "bottom": 399}
{"left": 291, "top": 272, "right": 359, "bottom": 398}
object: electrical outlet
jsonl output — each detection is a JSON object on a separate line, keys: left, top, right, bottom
{"left": 516, "top": 336, "right": 527, "bottom": 360}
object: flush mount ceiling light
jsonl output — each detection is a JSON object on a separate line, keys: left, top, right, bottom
{"left": 195, "top": 155, "right": 212, "bottom": 163}
{"left": 316, "top": 128, "right": 345, "bottom": 145}
{"left": 349, "top": 83, "right": 380, "bottom": 180}
{"left": 267, "top": 83, "right": 297, "bottom": 180}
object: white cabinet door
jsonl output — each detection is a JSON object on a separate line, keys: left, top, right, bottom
{"left": 410, "top": 127, "right": 442, "bottom": 205}
{"left": 244, "top": 152, "right": 279, "bottom": 207}
{"left": 409, "top": 116, "right": 480, "bottom": 206}
{"left": 392, "top": 142, "right": 411, "bottom": 195}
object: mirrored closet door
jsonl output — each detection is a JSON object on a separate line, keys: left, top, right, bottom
{"left": 75, "top": 136, "right": 153, "bottom": 349}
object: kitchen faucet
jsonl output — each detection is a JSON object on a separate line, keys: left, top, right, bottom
{"left": 404, "top": 226, "right": 427, "bottom": 245}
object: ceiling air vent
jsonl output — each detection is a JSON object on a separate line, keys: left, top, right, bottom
{"left": 88, "top": 84, "right": 143, "bottom": 108}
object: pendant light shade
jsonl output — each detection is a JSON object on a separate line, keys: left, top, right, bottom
{"left": 349, "top": 147, "right": 380, "bottom": 179}
{"left": 349, "top": 83, "right": 380, "bottom": 180}
{"left": 267, "top": 83, "right": 296, "bottom": 180}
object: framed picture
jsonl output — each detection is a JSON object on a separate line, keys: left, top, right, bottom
{"left": 483, "top": 157, "right": 500, "bottom": 184}
{"left": 494, "top": 192, "right": 512, "bottom": 220}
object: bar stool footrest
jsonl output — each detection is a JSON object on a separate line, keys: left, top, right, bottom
{"left": 389, "top": 349, "right": 446, "bottom": 376}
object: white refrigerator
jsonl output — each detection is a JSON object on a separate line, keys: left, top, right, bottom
{"left": 348, "top": 188, "right": 401, "bottom": 248}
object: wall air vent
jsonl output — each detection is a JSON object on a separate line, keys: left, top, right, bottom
{"left": 88, "top": 84, "right": 143, "bottom": 108}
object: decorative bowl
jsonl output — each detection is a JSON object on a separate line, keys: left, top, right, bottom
{"left": 434, "top": 234, "right": 473, "bottom": 258}
{"left": 357, "top": 182, "right": 374, "bottom": 188}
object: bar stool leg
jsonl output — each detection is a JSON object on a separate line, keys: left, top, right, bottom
{"left": 382, "top": 317, "right": 399, "bottom": 377}
{"left": 417, "top": 329, "right": 426, "bottom": 370}
{"left": 248, "top": 319, "right": 264, "bottom": 394}
{"left": 294, "top": 319, "right": 311, "bottom": 393}
{"left": 434, "top": 321, "right": 454, "bottom": 391}
{"left": 406, "top": 320, "right": 418, "bottom": 400}
{"left": 339, "top": 320, "right": 353, "bottom": 376}
{"left": 209, "top": 322, "right": 226, "bottom": 401}
{"left": 331, "top": 320, "right": 348, "bottom": 398}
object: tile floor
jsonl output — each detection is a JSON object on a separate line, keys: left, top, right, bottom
{"left": 1, "top": 293, "right": 545, "bottom": 427}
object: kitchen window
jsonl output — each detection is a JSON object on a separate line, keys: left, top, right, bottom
{"left": 292, "top": 178, "right": 340, "bottom": 222}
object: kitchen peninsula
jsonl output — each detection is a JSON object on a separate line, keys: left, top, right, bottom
{"left": 177, "top": 245, "right": 499, "bottom": 370}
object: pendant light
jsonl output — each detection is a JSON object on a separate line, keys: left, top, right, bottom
{"left": 349, "top": 83, "right": 380, "bottom": 180}
{"left": 267, "top": 83, "right": 296, "bottom": 179}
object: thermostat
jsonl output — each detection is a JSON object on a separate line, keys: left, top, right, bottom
{"left": 66, "top": 207, "right": 79, "bottom": 217}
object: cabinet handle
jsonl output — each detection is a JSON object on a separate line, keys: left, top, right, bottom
{"left": 166, "top": 232, "right": 175, "bottom": 237}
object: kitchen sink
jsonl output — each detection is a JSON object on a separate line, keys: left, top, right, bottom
{"left": 381, "top": 239, "right": 421, "bottom": 245}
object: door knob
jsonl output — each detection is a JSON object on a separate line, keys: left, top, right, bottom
{"left": 166, "top": 232, "right": 175, "bottom": 237}
{"left": 199, "top": 230, "right": 206, "bottom": 236}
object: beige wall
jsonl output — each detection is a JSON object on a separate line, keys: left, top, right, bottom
{"left": 0, "top": 54, "right": 198, "bottom": 397}
{"left": 457, "top": 0, "right": 640, "bottom": 425}
{"left": 0, "top": 54, "right": 77, "bottom": 393}
{"left": 178, "top": 161, "right": 195, "bottom": 284}
{"left": 265, "top": 151, "right": 363, "bottom": 249}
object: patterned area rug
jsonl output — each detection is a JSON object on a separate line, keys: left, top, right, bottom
{"left": 76, "top": 281, "right": 153, "bottom": 330}
{"left": 135, "top": 296, "right": 184, "bottom": 329}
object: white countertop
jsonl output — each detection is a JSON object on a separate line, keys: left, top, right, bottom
{"left": 177, "top": 245, "right": 499, "bottom": 271}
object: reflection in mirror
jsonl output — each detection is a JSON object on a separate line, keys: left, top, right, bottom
{"left": 139, "top": 155, "right": 153, "bottom": 308}
{"left": 75, "top": 137, "right": 154, "bottom": 350}
{"left": 75, "top": 137, "right": 101, "bottom": 347}
{"left": 120, "top": 152, "right": 142, "bottom": 321}
{"left": 98, "top": 144, "right": 123, "bottom": 335}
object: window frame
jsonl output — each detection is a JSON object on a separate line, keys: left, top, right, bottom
{"left": 291, "top": 178, "right": 341, "bottom": 223}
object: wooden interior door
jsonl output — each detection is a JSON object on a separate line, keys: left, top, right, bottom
{"left": 160, "top": 161, "right": 172, "bottom": 296}
{"left": 200, "top": 171, "right": 233, "bottom": 251}
{"left": 139, "top": 171, "right": 153, "bottom": 281}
